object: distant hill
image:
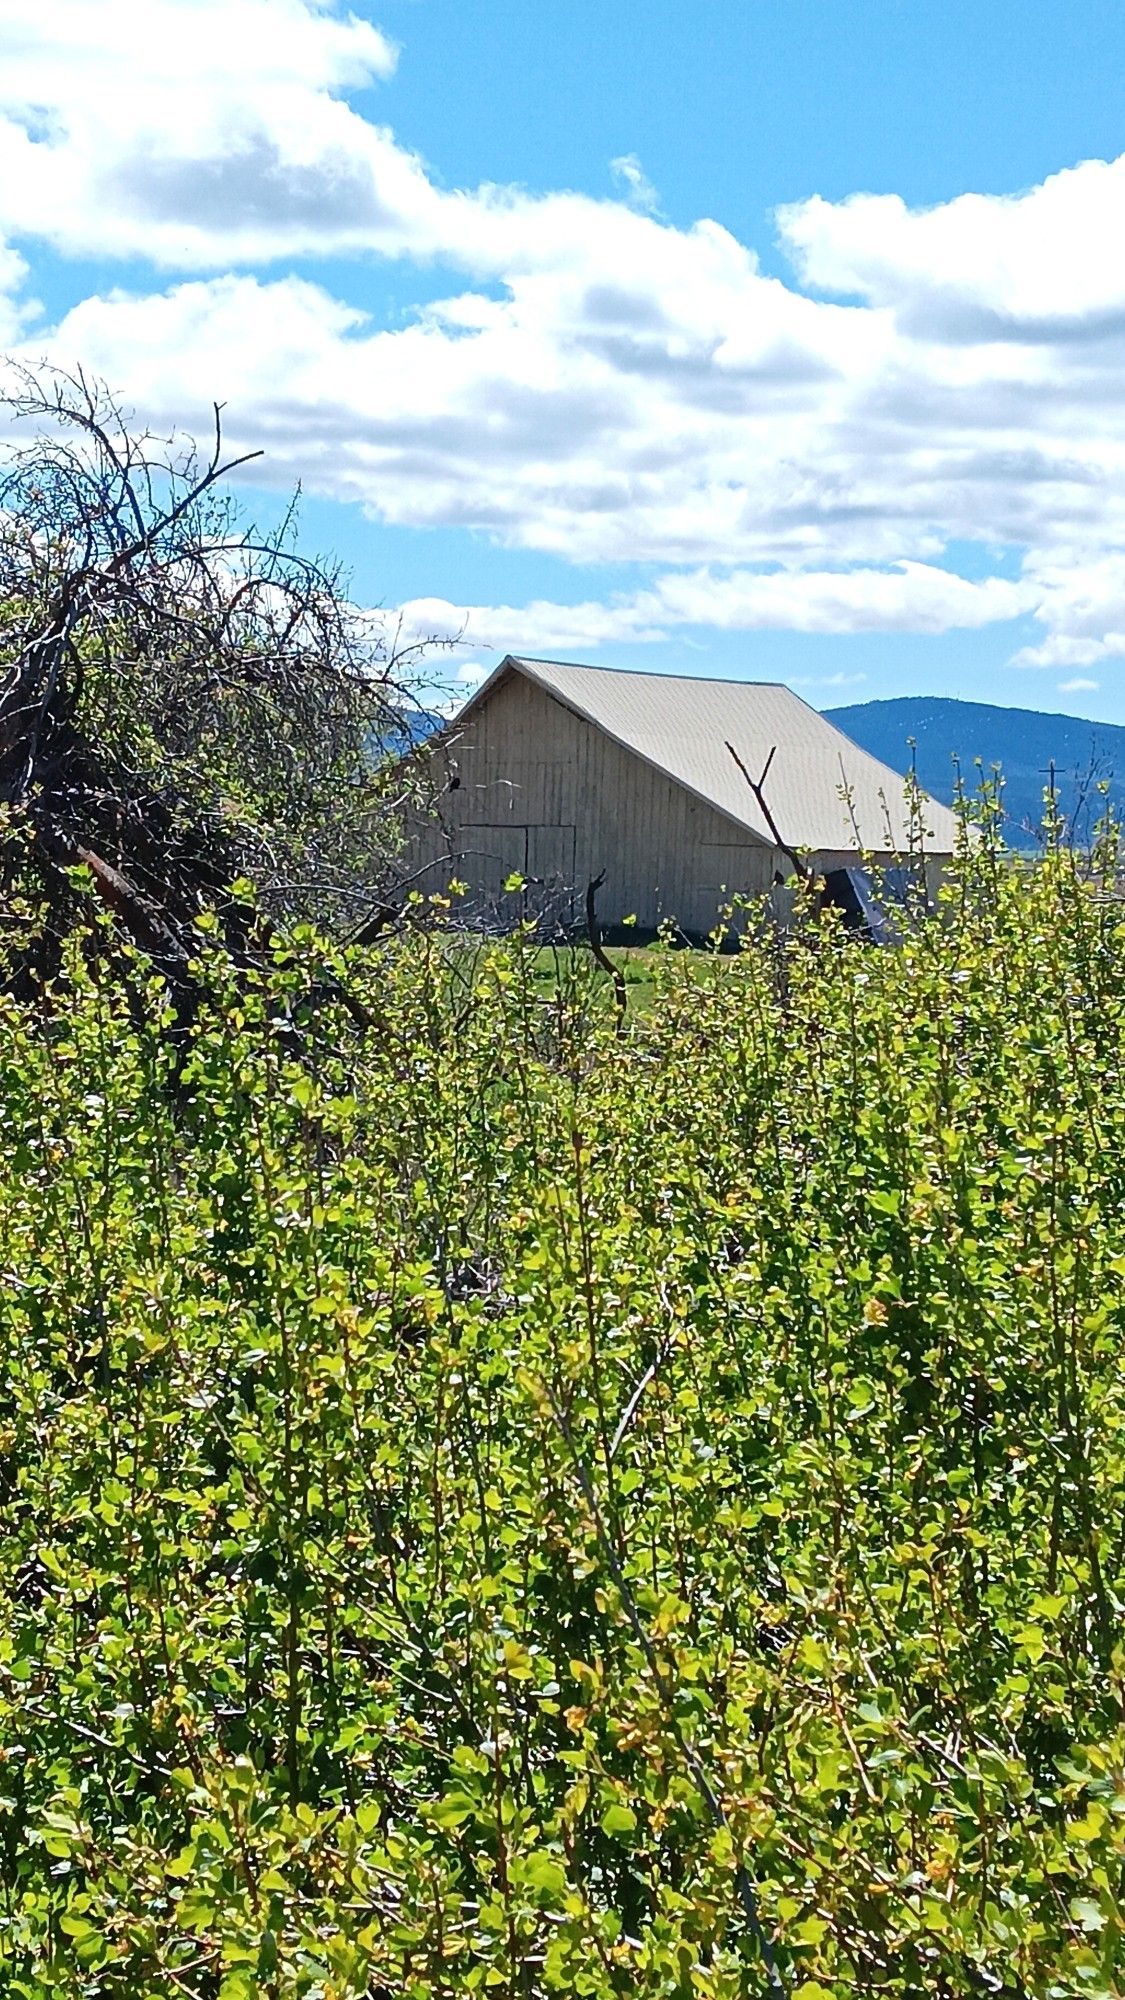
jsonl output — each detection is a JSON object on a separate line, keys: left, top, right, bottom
{"left": 376, "top": 704, "right": 443, "bottom": 760}
{"left": 825, "top": 695, "right": 1125, "bottom": 847}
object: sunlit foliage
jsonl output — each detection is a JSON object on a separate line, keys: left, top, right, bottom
{"left": 2, "top": 826, "right": 1125, "bottom": 1997}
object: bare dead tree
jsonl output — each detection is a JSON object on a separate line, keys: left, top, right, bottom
{"left": 724, "top": 741, "right": 810, "bottom": 882}
{"left": 0, "top": 362, "right": 429, "bottom": 998}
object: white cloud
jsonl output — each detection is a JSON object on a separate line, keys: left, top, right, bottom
{"left": 0, "top": 0, "right": 723, "bottom": 279}
{"left": 387, "top": 564, "right": 1031, "bottom": 670}
{"left": 610, "top": 155, "right": 659, "bottom": 213}
{"left": 3, "top": 1, "right": 1125, "bottom": 675}
{"left": 642, "top": 563, "right": 1031, "bottom": 634}
{"left": 777, "top": 156, "right": 1125, "bottom": 336}
{"left": 1011, "top": 556, "right": 1125, "bottom": 668}
{"left": 1059, "top": 678, "right": 1100, "bottom": 693}
{"left": 0, "top": 240, "right": 34, "bottom": 345}
{"left": 37, "top": 261, "right": 896, "bottom": 568}
{"left": 791, "top": 672, "right": 868, "bottom": 690}
{"left": 385, "top": 591, "right": 663, "bottom": 664}
{"left": 0, "top": 0, "right": 415, "bottom": 267}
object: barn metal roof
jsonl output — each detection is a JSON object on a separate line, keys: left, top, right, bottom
{"left": 453, "top": 656, "right": 963, "bottom": 856}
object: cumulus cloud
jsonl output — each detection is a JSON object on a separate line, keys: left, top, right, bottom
{"left": 386, "top": 565, "right": 1032, "bottom": 671}
{"left": 777, "top": 158, "right": 1125, "bottom": 341}
{"left": 386, "top": 592, "right": 664, "bottom": 665}
{"left": 1010, "top": 557, "right": 1125, "bottom": 668}
{"left": 4, "top": 0, "right": 1125, "bottom": 673}
{"left": 39, "top": 262, "right": 895, "bottom": 567}
{"left": 0, "top": 0, "right": 439, "bottom": 268}
{"left": 642, "top": 563, "right": 1031, "bottom": 634}
{"left": 0, "top": 0, "right": 717, "bottom": 277}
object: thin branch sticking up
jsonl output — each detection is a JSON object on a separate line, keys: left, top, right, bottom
{"left": 725, "top": 741, "right": 810, "bottom": 881}
{"left": 609, "top": 1350, "right": 665, "bottom": 1461}
{"left": 585, "top": 870, "right": 627, "bottom": 1030}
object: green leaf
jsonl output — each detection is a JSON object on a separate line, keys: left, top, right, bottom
{"left": 1071, "top": 1898, "right": 1107, "bottom": 1933}
{"left": 429, "top": 1789, "right": 478, "bottom": 1829}
{"left": 867, "top": 1189, "right": 902, "bottom": 1216}
{"left": 523, "top": 1851, "right": 568, "bottom": 1899}
{"left": 59, "top": 1914, "right": 97, "bottom": 1939}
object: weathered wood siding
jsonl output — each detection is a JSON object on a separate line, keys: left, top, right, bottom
{"left": 406, "top": 668, "right": 780, "bottom": 933}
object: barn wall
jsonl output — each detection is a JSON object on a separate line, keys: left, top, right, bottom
{"left": 405, "top": 669, "right": 780, "bottom": 933}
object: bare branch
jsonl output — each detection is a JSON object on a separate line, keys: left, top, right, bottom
{"left": 585, "top": 871, "right": 627, "bottom": 1030}
{"left": 725, "top": 741, "right": 810, "bottom": 882}
{"left": 0, "top": 363, "right": 429, "bottom": 1005}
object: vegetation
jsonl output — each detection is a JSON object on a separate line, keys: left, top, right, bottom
{"left": 0, "top": 367, "right": 429, "bottom": 1003}
{"left": 1, "top": 817, "right": 1124, "bottom": 1999}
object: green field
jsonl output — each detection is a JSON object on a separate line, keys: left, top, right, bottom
{"left": 3, "top": 838, "right": 1125, "bottom": 1997}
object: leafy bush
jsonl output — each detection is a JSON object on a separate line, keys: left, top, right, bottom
{"left": 2, "top": 835, "right": 1125, "bottom": 1997}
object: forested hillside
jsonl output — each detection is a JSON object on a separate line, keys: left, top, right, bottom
{"left": 4, "top": 832, "right": 1125, "bottom": 1996}
{"left": 827, "top": 695, "right": 1125, "bottom": 845}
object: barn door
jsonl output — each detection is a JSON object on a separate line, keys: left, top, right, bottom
{"left": 526, "top": 825, "right": 577, "bottom": 926}
{"left": 460, "top": 825, "right": 528, "bottom": 920}
{"left": 457, "top": 824, "right": 577, "bottom": 928}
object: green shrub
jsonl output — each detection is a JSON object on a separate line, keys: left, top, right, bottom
{"left": 2, "top": 836, "right": 1125, "bottom": 1996}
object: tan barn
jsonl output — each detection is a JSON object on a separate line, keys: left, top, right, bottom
{"left": 406, "top": 656, "right": 962, "bottom": 936}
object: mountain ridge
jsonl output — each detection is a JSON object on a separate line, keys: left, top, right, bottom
{"left": 825, "top": 695, "right": 1125, "bottom": 846}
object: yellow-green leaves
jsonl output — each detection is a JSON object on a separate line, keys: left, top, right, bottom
{"left": 4, "top": 847, "right": 1125, "bottom": 1994}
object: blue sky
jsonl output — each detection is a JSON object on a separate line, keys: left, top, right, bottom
{"left": 5, "top": 0, "right": 1125, "bottom": 717}
{"left": 369, "top": 0, "right": 1125, "bottom": 226}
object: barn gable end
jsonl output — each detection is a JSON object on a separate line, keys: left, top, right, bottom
{"left": 407, "top": 664, "right": 778, "bottom": 934}
{"left": 403, "top": 656, "right": 958, "bottom": 935}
